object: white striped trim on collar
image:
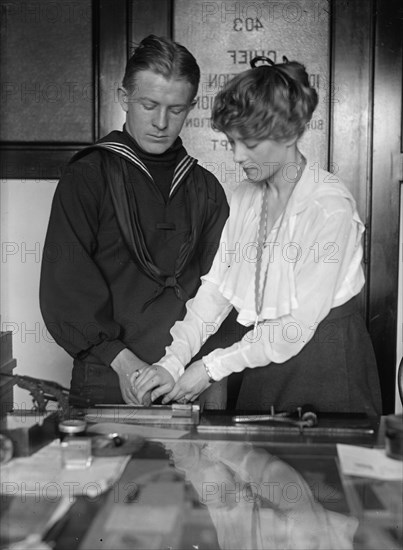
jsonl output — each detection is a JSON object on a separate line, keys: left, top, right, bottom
{"left": 96, "top": 141, "right": 196, "bottom": 196}
{"left": 95, "top": 142, "right": 153, "bottom": 180}
{"left": 171, "top": 155, "right": 197, "bottom": 196}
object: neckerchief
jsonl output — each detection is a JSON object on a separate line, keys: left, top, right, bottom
{"left": 70, "top": 141, "right": 208, "bottom": 309}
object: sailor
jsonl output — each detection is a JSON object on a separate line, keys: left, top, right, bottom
{"left": 40, "top": 35, "right": 244, "bottom": 406}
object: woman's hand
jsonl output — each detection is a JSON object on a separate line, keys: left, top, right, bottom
{"left": 133, "top": 365, "right": 175, "bottom": 404}
{"left": 161, "top": 360, "right": 211, "bottom": 404}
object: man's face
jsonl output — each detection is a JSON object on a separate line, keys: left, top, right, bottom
{"left": 119, "top": 70, "right": 195, "bottom": 154}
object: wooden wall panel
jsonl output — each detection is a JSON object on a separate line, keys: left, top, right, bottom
{"left": 0, "top": 0, "right": 93, "bottom": 143}
{"left": 368, "top": 0, "right": 402, "bottom": 412}
{"left": 129, "top": 0, "right": 172, "bottom": 50}
{"left": 0, "top": 0, "right": 98, "bottom": 179}
{"left": 330, "top": 0, "right": 373, "bottom": 225}
{"left": 98, "top": 0, "right": 128, "bottom": 137}
{"left": 329, "top": 0, "right": 374, "bottom": 317}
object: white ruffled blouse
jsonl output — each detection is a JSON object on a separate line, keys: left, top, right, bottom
{"left": 157, "top": 162, "right": 366, "bottom": 382}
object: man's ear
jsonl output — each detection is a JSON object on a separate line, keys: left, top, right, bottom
{"left": 188, "top": 99, "right": 197, "bottom": 112}
{"left": 118, "top": 87, "right": 129, "bottom": 113}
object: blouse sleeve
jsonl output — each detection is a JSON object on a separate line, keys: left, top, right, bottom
{"left": 156, "top": 279, "right": 233, "bottom": 381}
{"left": 156, "top": 211, "right": 236, "bottom": 381}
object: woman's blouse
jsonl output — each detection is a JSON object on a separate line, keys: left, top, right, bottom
{"left": 157, "top": 162, "right": 366, "bottom": 382}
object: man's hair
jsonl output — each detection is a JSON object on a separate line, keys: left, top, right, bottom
{"left": 212, "top": 61, "right": 318, "bottom": 141}
{"left": 122, "top": 34, "right": 200, "bottom": 99}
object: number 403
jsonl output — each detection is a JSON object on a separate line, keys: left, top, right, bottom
{"left": 233, "top": 17, "right": 264, "bottom": 31}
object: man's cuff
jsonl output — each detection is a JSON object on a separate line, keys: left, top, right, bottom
{"left": 91, "top": 339, "right": 127, "bottom": 367}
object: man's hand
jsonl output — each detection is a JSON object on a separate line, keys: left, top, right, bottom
{"left": 162, "top": 360, "right": 210, "bottom": 404}
{"left": 133, "top": 365, "right": 175, "bottom": 404}
{"left": 110, "top": 348, "right": 151, "bottom": 405}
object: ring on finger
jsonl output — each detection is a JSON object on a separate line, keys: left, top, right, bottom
{"left": 130, "top": 370, "right": 141, "bottom": 386}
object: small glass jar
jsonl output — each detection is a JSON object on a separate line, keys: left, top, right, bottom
{"left": 58, "top": 419, "right": 87, "bottom": 441}
{"left": 59, "top": 419, "right": 92, "bottom": 469}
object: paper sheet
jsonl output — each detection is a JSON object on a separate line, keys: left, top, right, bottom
{"left": 337, "top": 444, "right": 403, "bottom": 480}
{"left": 4, "top": 412, "right": 52, "bottom": 429}
{"left": 0, "top": 440, "right": 130, "bottom": 498}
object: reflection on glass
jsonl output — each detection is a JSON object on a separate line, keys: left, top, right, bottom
{"left": 165, "top": 441, "right": 358, "bottom": 550}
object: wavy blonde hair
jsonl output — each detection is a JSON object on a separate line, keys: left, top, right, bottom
{"left": 212, "top": 61, "right": 318, "bottom": 141}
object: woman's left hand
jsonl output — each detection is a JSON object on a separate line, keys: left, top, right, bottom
{"left": 133, "top": 365, "right": 175, "bottom": 404}
{"left": 162, "top": 360, "right": 211, "bottom": 404}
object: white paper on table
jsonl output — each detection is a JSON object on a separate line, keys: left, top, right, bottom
{"left": 337, "top": 444, "right": 403, "bottom": 480}
{"left": 5, "top": 412, "right": 53, "bottom": 429}
{"left": 0, "top": 440, "right": 130, "bottom": 498}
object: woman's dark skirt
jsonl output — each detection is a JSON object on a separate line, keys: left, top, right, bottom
{"left": 236, "top": 298, "right": 382, "bottom": 416}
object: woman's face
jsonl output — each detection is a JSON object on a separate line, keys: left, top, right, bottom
{"left": 227, "top": 131, "right": 294, "bottom": 184}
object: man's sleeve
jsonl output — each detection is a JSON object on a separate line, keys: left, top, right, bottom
{"left": 39, "top": 158, "right": 126, "bottom": 366}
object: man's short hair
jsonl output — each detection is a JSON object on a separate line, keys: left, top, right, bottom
{"left": 122, "top": 34, "right": 200, "bottom": 99}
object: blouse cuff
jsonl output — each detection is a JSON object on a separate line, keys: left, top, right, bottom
{"left": 203, "top": 351, "right": 233, "bottom": 382}
{"left": 155, "top": 354, "right": 185, "bottom": 383}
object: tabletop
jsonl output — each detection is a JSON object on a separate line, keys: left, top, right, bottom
{"left": 1, "top": 410, "right": 402, "bottom": 550}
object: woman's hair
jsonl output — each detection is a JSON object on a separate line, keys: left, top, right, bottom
{"left": 122, "top": 34, "right": 200, "bottom": 99}
{"left": 211, "top": 60, "right": 318, "bottom": 141}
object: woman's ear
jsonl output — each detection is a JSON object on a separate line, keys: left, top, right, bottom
{"left": 285, "top": 135, "right": 299, "bottom": 148}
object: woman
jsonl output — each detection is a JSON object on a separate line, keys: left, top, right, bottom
{"left": 133, "top": 56, "right": 382, "bottom": 415}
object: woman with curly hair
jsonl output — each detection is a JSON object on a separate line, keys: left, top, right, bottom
{"left": 134, "top": 56, "right": 382, "bottom": 416}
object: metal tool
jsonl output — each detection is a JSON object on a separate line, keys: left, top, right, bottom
{"left": 233, "top": 406, "right": 318, "bottom": 432}
{"left": 0, "top": 373, "right": 90, "bottom": 418}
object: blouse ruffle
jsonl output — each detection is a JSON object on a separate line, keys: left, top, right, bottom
{"left": 202, "top": 162, "right": 364, "bottom": 326}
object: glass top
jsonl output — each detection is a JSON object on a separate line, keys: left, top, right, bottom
{"left": 78, "top": 437, "right": 402, "bottom": 550}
